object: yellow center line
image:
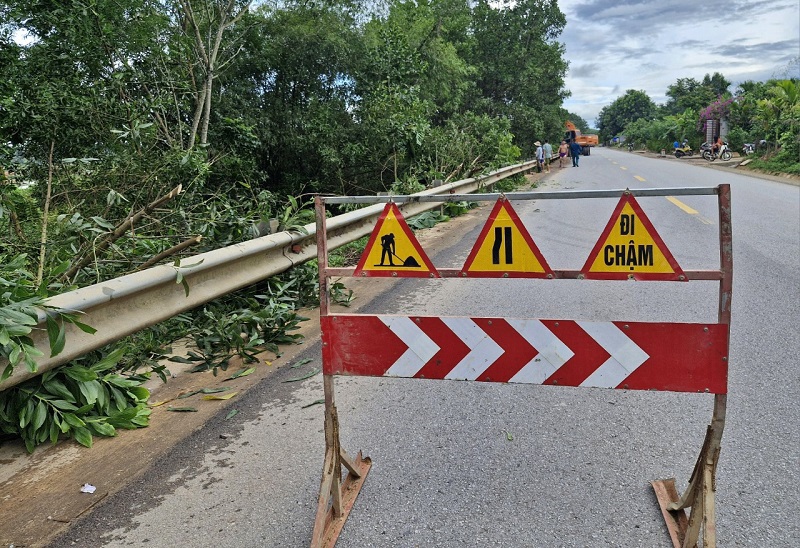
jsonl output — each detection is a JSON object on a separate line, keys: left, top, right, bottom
{"left": 666, "top": 196, "right": 698, "bottom": 214}
{"left": 634, "top": 175, "right": 646, "bottom": 182}
{"left": 666, "top": 196, "right": 715, "bottom": 224}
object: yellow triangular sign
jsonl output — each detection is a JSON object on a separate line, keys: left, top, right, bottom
{"left": 461, "top": 198, "right": 553, "bottom": 278}
{"left": 581, "top": 193, "right": 686, "bottom": 281}
{"left": 353, "top": 202, "right": 439, "bottom": 278}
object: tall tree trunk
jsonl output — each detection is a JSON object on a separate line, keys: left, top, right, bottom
{"left": 36, "top": 141, "right": 55, "bottom": 286}
{"left": 179, "top": 0, "right": 251, "bottom": 149}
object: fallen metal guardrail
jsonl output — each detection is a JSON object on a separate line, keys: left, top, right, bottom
{"left": 0, "top": 161, "right": 536, "bottom": 391}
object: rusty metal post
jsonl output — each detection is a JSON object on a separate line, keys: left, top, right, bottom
{"left": 651, "top": 184, "right": 731, "bottom": 548}
{"left": 311, "top": 196, "right": 372, "bottom": 548}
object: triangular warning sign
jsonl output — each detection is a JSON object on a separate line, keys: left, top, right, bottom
{"left": 461, "top": 197, "right": 553, "bottom": 278}
{"left": 581, "top": 193, "right": 686, "bottom": 281}
{"left": 353, "top": 202, "right": 439, "bottom": 278}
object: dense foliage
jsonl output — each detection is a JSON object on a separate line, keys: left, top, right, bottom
{"left": 598, "top": 70, "right": 799, "bottom": 174}
{"left": 0, "top": 0, "right": 570, "bottom": 449}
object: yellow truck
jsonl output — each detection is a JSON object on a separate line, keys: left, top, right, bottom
{"left": 564, "top": 121, "right": 599, "bottom": 156}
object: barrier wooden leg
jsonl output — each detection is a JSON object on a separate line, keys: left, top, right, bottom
{"left": 652, "top": 395, "right": 725, "bottom": 548}
{"left": 310, "top": 376, "right": 371, "bottom": 548}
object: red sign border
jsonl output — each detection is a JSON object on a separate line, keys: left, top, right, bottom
{"left": 353, "top": 202, "right": 440, "bottom": 278}
{"left": 461, "top": 197, "right": 554, "bottom": 278}
{"left": 580, "top": 193, "right": 687, "bottom": 281}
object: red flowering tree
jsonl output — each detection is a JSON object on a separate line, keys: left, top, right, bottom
{"left": 698, "top": 96, "right": 737, "bottom": 133}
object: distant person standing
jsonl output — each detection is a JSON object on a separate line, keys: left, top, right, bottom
{"left": 543, "top": 140, "right": 553, "bottom": 173}
{"left": 558, "top": 140, "right": 568, "bottom": 168}
{"left": 570, "top": 140, "right": 582, "bottom": 167}
{"left": 534, "top": 141, "right": 544, "bottom": 173}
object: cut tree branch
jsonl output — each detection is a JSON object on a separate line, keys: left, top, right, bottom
{"left": 61, "top": 184, "right": 183, "bottom": 282}
{"left": 135, "top": 235, "right": 202, "bottom": 271}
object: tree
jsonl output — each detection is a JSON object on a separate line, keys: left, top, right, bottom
{"left": 663, "top": 72, "right": 730, "bottom": 115}
{"left": 754, "top": 79, "right": 800, "bottom": 158}
{"left": 466, "top": 0, "right": 569, "bottom": 154}
{"left": 663, "top": 108, "right": 700, "bottom": 144}
{"left": 597, "top": 89, "right": 657, "bottom": 141}
{"left": 702, "top": 72, "right": 731, "bottom": 97}
{"left": 563, "top": 111, "right": 590, "bottom": 133}
{"left": 174, "top": 0, "right": 253, "bottom": 149}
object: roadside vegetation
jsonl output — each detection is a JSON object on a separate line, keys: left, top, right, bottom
{"left": 596, "top": 72, "right": 800, "bottom": 175}
{"left": 0, "top": 0, "right": 571, "bottom": 450}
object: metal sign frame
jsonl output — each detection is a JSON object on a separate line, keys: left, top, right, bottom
{"left": 311, "top": 186, "right": 732, "bottom": 548}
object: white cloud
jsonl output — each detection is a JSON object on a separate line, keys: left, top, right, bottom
{"left": 557, "top": 0, "right": 800, "bottom": 125}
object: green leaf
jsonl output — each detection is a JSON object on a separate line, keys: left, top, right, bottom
{"left": 91, "top": 347, "right": 126, "bottom": 372}
{"left": 90, "top": 216, "right": 115, "bottom": 230}
{"left": 78, "top": 380, "right": 101, "bottom": 405}
{"left": 8, "top": 345, "right": 21, "bottom": 367}
{"left": 44, "top": 378, "right": 75, "bottom": 400}
{"left": 72, "top": 426, "right": 93, "bottom": 447}
{"left": 167, "top": 406, "right": 198, "bottom": 412}
{"left": 46, "top": 316, "right": 66, "bottom": 357}
{"left": 109, "top": 385, "right": 129, "bottom": 411}
{"left": 49, "top": 421, "right": 60, "bottom": 444}
{"left": 105, "top": 375, "right": 140, "bottom": 388}
{"left": 19, "top": 399, "right": 34, "bottom": 428}
{"left": 225, "top": 409, "right": 239, "bottom": 420}
{"left": 0, "top": 328, "right": 10, "bottom": 346}
{"left": 64, "top": 365, "right": 98, "bottom": 382}
{"left": 301, "top": 399, "right": 325, "bottom": 409}
{"left": 290, "top": 358, "right": 313, "bottom": 369}
{"left": 225, "top": 367, "right": 256, "bottom": 381}
{"left": 127, "top": 386, "right": 150, "bottom": 402}
{"left": 88, "top": 421, "right": 116, "bottom": 437}
{"left": 282, "top": 368, "right": 320, "bottom": 383}
{"left": 70, "top": 320, "right": 97, "bottom": 335}
{"left": 62, "top": 413, "right": 86, "bottom": 428}
{"left": 55, "top": 414, "right": 70, "bottom": 433}
{"left": 50, "top": 399, "right": 79, "bottom": 411}
{"left": 4, "top": 324, "right": 32, "bottom": 337}
{"left": 32, "top": 400, "right": 47, "bottom": 431}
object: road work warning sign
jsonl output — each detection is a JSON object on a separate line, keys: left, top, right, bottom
{"left": 354, "top": 202, "right": 439, "bottom": 277}
{"left": 581, "top": 194, "right": 686, "bottom": 281}
{"left": 461, "top": 197, "right": 553, "bottom": 278}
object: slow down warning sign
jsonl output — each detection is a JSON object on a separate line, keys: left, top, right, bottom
{"left": 581, "top": 193, "right": 686, "bottom": 281}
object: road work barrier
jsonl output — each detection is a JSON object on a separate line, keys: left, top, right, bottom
{"left": 312, "top": 185, "right": 732, "bottom": 548}
{"left": 0, "top": 161, "right": 536, "bottom": 391}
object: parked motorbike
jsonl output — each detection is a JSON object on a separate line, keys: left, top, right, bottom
{"left": 702, "top": 141, "right": 732, "bottom": 162}
{"left": 674, "top": 143, "right": 693, "bottom": 158}
{"left": 742, "top": 143, "right": 756, "bottom": 155}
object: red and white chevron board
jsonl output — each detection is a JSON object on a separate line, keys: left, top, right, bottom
{"left": 321, "top": 315, "right": 728, "bottom": 394}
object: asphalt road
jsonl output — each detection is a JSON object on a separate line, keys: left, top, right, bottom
{"left": 47, "top": 148, "right": 799, "bottom": 547}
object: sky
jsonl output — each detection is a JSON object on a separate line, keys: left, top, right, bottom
{"left": 557, "top": 0, "right": 800, "bottom": 127}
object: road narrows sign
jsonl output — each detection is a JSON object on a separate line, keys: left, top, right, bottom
{"left": 461, "top": 197, "right": 553, "bottom": 278}
{"left": 580, "top": 193, "right": 686, "bottom": 281}
{"left": 353, "top": 202, "right": 439, "bottom": 278}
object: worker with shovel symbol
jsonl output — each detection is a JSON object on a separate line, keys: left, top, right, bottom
{"left": 378, "top": 233, "right": 396, "bottom": 266}
{"left": 376, "top": 232, "right": 421, "bottom": 268}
